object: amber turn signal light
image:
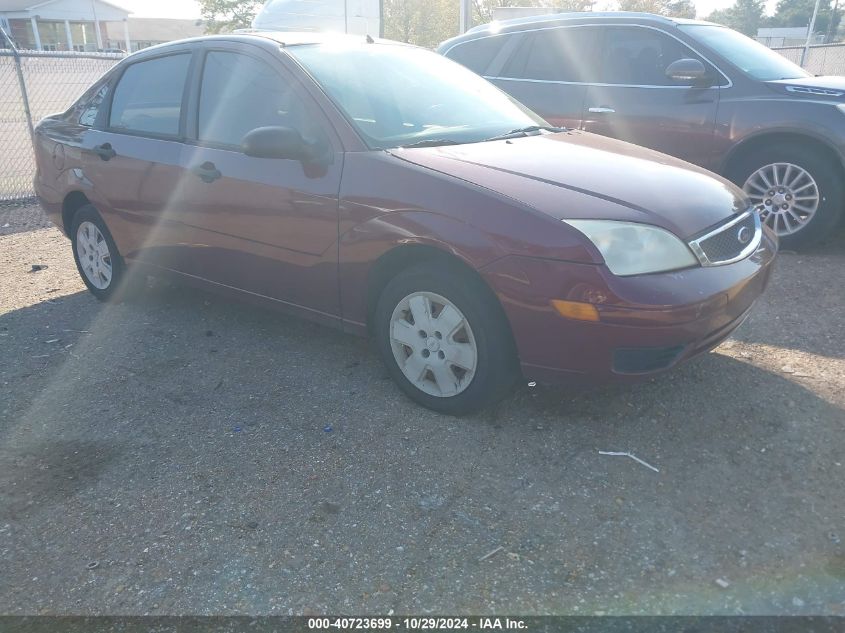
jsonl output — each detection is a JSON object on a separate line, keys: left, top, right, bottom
{"left": 551, "top": 300, "right": 600, "bottom": 322}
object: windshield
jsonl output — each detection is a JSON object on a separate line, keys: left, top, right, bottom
{"left": 680, "top": 24, "right": 810, "bottom": 81}
{"left": 287, "top": 43, "right": 547, "bottom": 149}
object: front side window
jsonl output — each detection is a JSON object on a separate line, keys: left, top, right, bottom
{"left": 502, "top": 27, "right": 602, "bottom": 82}
{"left": 680, "top": 24, "right": 809, "bottom": 81}
{"left": 198, "top": 51, "right": 326, "bottom": 148}
{"left": 599, "top": 27, "right": 701, "bottom": 86}
{"left": 288, "top": 43, "right": 545, "bottom": 150}
{"left": 109, "top": 54, "right": 191, "bottom": 136}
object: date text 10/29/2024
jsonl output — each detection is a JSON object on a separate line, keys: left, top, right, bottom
{"left": 307, "top": 617, "right": 528, "bottom": 630}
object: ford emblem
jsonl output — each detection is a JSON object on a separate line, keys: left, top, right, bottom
{"left": 737, "top": 225, "right": 752, "bottom": 245}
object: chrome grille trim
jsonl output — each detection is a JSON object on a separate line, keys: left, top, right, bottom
{"left": 689, "top": 210, "right": 762, "bottom": 267}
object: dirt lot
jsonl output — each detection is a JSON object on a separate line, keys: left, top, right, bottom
{"left": 1, "top": 203, "right": 844, "bottom": 616}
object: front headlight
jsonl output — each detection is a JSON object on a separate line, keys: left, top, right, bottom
{"left": 564, "top": 220, "right": 698, "bottom": 276}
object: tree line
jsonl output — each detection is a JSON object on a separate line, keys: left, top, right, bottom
{"left": 198, "top": 0, "right": 842, "bottom": 46}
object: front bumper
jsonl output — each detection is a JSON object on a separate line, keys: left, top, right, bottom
{"left": 481, "top": 228, "right": 777, "bottom": 385}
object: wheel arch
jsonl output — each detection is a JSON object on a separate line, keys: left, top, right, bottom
{"left": 721, "top": 131, "right": 845, "bottom": 181}
{"left": 61, "top": 191, "right": 92, "bottom": 235}
{"left": 365, "top": 244, "right": 517, "bottom": 357}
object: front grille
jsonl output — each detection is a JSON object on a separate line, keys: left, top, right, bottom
{"left": 613, "top": 345, "right": 685, "bottom": 374}
{"left": 689, "top": 210, "right": 761, "bottom": 266}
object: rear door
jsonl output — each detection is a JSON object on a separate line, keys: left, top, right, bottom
{"left": 80, "top": 50, "right": 194, "bottom": 269}
{"left": 487, "top": 26, "right": 603, "bottom": 129}
{"left": 581, "top": 25, "right": 723, "bottom": 167}
{"left": 176, "top": 44, "right": 344, "bottom": 320}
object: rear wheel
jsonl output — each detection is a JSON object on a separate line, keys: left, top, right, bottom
{"left": 374, "top": 262, "right": 517, "bottom": 415}
{"left": 729, "top": 143, "right": 843, "bottom": 250}
{"left": 70, "top": 205, "right": 130, "bottom": 301}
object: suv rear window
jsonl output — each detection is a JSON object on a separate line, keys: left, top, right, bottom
{"left": 502, "top": 27, "right": 601, "bottom": 82}
{"left": 109, "top": 54, "right": 191, "bottom": 136}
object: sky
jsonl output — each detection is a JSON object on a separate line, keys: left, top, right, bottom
{"left": 113, "top": 0, "right": 780, "bottom": 22}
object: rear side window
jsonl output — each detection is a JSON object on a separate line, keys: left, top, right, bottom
{"left": 447, "top": 35, "right": 508, "bottom": 74}
{"left": 197, "top": 51, "right": 325, "bottom": 148}
{"left": 109, "top": 54, "right": 191, "bottom": 136}
{"left": 502, "top": 27, "right": 601, "bottom": 82}
{"left": 599, "top": 27, "right": 701, "bottom": 86}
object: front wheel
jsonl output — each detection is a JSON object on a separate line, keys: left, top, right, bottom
{"left": 729, "top": 143, "right": 844, "bottom": 250}
{"left": 374, "top": 263, "right": 518, "bottom": 415}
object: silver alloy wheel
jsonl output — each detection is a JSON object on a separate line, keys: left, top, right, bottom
{"left": 76, "top": 221, "right": 113, "bottom": 290}
{"left": 389, "top": 291, "right": 478, "bottom": 398}
{"left": 743, "top": 162, "right": 820, "bottom": 236}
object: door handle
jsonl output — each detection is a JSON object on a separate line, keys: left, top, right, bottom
{"left": 588, "top": 107, "right": 616, "bottom": 114}
{"left": 92, "top": 143, "right": 116, "bottom": 161}
{"left": 191, "top": 161, "right": 222, "bottom": 183}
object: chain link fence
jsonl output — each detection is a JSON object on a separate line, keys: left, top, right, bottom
{"left": 0, "top": 40, "right": 843, "bottom": 203}
{"left": 773, "top": 43, "right": 845, "bottom": 77}
{"left": 0, "top": 49, "right": 123, "bottom": 202}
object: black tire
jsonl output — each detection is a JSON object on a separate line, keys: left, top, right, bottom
{"left": 727, "top": 142, "right": 844, "bottom": 251}
{"left": 70, "top": 204, "right": 132, "bottom": 301}
{"left": 374, "top": 261, "right": 518, "bottom": 415}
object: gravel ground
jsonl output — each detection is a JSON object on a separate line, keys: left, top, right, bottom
{"left": 1, "top": 203, "right": 844, "bottom": 616}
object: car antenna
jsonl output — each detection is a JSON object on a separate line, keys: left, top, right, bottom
{"left": 366, "top": 34, "right": 375, "bottom": 43}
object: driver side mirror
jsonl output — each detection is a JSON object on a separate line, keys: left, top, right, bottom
{"left": 665, "top": 58, "right": 708, "bottom": 83}
{"left": 241, "top": 126, "right": 322, "bottom": 162}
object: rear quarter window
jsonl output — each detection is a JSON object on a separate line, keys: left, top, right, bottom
{"left": 446, "top": 35, "right": 509, "bottom": 74}
{"left": 77, "top": 83, "right": 110, "bottom": 127}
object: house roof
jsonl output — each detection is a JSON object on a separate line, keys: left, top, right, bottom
{"left": 127, "top": 18, "right": 205, "bottom": 42}
{"left": 0, "top": 0, "right": 129, "bottom": 14}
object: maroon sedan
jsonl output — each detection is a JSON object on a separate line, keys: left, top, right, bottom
{"left": 33, "top": 33, "right": 776, "bottom": 414}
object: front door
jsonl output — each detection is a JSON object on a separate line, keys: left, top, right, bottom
{"left": 177, "top": 47, "right": 344, "bottom": 320}
{"left": 581, "top": 25, "right": 722, "bottom": 168}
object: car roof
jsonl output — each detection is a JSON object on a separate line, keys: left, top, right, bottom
{"left": 126, "top": 30, "right": 404, "bottom": 60}
{"left": 448, "top": 11, "right": 717, "bottom": 45}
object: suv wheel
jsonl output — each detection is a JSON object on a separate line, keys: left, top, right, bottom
{"left": 374, "top": 262, "right": 517, "bottom": 415}
{"left": 730, "top": 143, "right": 843, "bottom": 250}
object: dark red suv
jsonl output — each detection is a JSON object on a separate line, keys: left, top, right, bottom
{"left": 439, "top": 12, "right": 845, "bottom": 250}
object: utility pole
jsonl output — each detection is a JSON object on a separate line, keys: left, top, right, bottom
{"left": 459, "top": 0, "right": 471, "bottom": 33}
{"left": 826, "top": 0, "right": 839, "bottom": 42}
{"left": 90, "top": 0, "right": 103, "bottom": 50}
{"left": 801, "top": 0, "right": 822, "bottom": 68}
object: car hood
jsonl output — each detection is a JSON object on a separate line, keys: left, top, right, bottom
{"left": 389, "top": 131, "right": 749, "bottom": 238}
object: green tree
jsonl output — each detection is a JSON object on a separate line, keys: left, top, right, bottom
{"left": 769, "top": 0, "right": 841, "bottom": 39}
{"left": 705, "top": 0, "right": 766, "bottom": 35}
{"left": 383, "top": 0, "right": 459, "bottom": 47}
{"left": 618, "top": 0, "right": 695, "bottom": 18}
{"left": 470, "top": 0, "right": 593, "bottom": 24}
{"left": 199, "top": 0, "right": 263, "bottom": 33}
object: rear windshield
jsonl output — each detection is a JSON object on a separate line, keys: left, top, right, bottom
{"left": 680, "top": 24, "right": 810, "bottom": 81}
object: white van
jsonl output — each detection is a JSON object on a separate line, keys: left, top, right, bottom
{"left": 252, "top": 0, "right": 382, "bottom": 36}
